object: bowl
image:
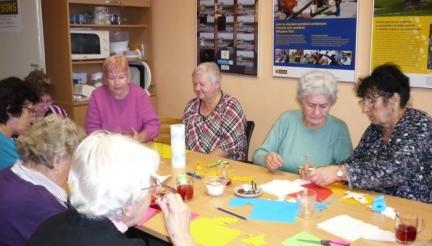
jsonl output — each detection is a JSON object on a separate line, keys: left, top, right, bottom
{"left": 110, "top": 40, "right": 129, "bottom": 54}
{"left": 204, "top": 176, "right": 227, "bottom": 196}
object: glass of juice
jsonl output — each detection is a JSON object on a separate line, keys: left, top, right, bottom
{"left": 395, "top": 212, "right": 423, "bottom": 244}
{"left": 176, "top": 174, "right": 194, "bottom": 201}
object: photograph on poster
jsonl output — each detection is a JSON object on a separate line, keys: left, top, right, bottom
{"left": 273, "top": 0, "right": 357, "bottom": 81}
{"left": 197, "top": 0, "right": 258, "bottom": 76}
{"left": 274, "top": 0, "right": 356, "bottom": 20}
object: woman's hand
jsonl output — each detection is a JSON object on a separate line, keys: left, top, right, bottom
{"left": 307, "top": 165, "right": 339, "bottom": 186}
{"left": 131, "top": 129, "right": 147, "bottom": 143}
{"left": 299, "top": 163, "right": 315, "bottom": 179}
{"left": 157, "top": 193, "right": 194, "bottom": 246}
{"left": 265, "top": 152, "right": 284, "bottom": 172}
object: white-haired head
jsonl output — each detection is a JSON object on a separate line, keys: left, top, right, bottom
{"left": 192, "top": 62, "right": 222, "bottom": 85}
{"left": 68, "top": 132, "right": 159, "bottom": 220}
{"left": 296, "top": 70, "right": 338, "bottom": 105}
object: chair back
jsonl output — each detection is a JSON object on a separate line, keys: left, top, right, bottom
{"left": 153, "top": 116, "right": 182, "bottom": 144}
{"left": 245, "top": 120, "right": 255, "bottom": 159}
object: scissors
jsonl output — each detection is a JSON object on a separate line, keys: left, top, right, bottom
{"left": 297, "top": 239, "right": 350, "bottom": 246}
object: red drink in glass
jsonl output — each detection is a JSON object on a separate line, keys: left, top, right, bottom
{"left": 177, "top": 184, "right": 193, "bottom": 201}
{"left": 396, "top": 224, "right": 417, "bottom": 244}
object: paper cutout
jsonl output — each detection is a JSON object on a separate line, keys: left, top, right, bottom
{"left": 327, "top": 182, "right": 349, "bottom": 194}
{"left": 137, "top": 207, "right": 158, "bottom": 225}
{"left": 341, "top": 191, "right": 372, "bottom": 205}
{"left": 260, "top": 179, "right": 306, "bottom": 198}
{"left": 229, "top": 197, "right": 299, "bottom": 223}
{"left": 190, "top": 217, "right": 241, "bottom": 246}
{"left": 282, "top": 231, "right": 321, "bottom": 246}
{"left": 231, "top": 175, "right": 255, "bottom": 182}
{"left": 302, "top": 183, "right": 333, "bottom": 202}
{"left": 371, "top": 195, "right": 386, "bottom": 212}
{"left": 241, "top": 234, "right": 267, "bottom": 246}
{"left": 150, "top": 142, "right": 171, "bottom": 159}
{"left": 317, "top": 214, "right": 395, "bottom": 242}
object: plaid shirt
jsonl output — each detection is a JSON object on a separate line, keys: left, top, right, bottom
{"left": 183, "top": 93, "right": 247, "bottom": 161}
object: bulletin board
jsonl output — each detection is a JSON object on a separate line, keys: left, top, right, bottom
{"left": 197, "top": 0, "right": 259, "bottom": 76}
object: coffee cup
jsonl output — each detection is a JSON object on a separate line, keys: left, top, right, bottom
{"left": 395, "top": 212, "right": 423, "bottom": 244}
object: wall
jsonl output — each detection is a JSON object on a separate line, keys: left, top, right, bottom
{"left": 152, "top": 0, "right": 432, "bottom": 159}
{"left": 0, "top": 0, "right": 45, "bottom": 78}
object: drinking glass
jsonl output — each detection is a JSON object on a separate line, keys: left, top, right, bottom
{"left": 395, "top": 212, "right": 423, "bottom": 244}
{"left": 297, "top": 189, "right": 316, "bottom": 218}
{"left": 176, "top": 174, "right": 194, "bottom": 201}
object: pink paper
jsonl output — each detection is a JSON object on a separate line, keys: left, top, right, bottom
{"left": 137, "top": 207, "right": 158, "bottom": 225}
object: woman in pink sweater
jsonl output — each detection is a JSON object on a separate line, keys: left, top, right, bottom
{"left": 85, "top": 55, "right": 160, "bottom": 142}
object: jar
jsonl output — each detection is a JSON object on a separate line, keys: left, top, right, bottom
{"left": 94, "top": 6, "right": 109, "bottom": 24}
{"left": 204, "top": 176, "right": 227, "bottom": 196}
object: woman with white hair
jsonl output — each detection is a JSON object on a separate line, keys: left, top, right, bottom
{"left": 253, "top": 70, "right": 352, "bottom": 173}
{"left": 183, "top": 62, "right": 247, "bottom": 161}
{"left": 29, "top": 132, "right": 194, "bottom": 246}
{"left": 0, "top": 115, "right": 85, "bottom": 245}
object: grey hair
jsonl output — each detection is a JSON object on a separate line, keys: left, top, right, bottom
{"left": 16, "top": 114, "right": 85, "bottom": 168}
{"left": 296, "top": 70, "right": 338, "bottom": 105}
{"left": 192, "top": 62, "right": 221, "bottom": 84}
{"left": 69, "top": 132, "right": 159, "bottom": 219}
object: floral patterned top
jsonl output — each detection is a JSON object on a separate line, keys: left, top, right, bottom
{"left": 346, "top": 108, "right": 432, "bottom": 203}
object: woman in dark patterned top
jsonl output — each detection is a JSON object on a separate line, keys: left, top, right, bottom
{"left": 183, "top": 62, "right": 247, "bottom": 161}
{"left": 306, "top": 63, "right": 432, "bottom": 203}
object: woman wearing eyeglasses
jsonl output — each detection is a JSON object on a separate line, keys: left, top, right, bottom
{"left": 29, "top": 132, "right": 194, "bottom": 246}
{"left": 253, "top": 70, "right": 353, "bottom": 173}
{"left": 25, "top": 69, "right": 68, "bottom": 118}
{"left": 0, "top": 77, "right": 38, "bottom": 170}
{"left": 307, "top": 63, "right": 432, "bottom": 203}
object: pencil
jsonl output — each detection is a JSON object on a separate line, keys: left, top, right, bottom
{"left": 217, "top": 207, "right": 247, "bottom": 220}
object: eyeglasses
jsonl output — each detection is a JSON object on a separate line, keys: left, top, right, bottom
{"left": 23, "top": 105, "right": 36, "bottom": 116}
{"left": 358, "top": 96, "right": 381, "bottom": 108}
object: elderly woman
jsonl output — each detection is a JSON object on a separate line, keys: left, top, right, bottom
{"left": 0, "top": 77, "right": 38, "bottom": 170}
{"left": 183, "top": 62, "right": 247, "bottom": 161}
{"left": 29, "top": 132, "right": 194, "bottom": 245}
{"left": 0, "top": 115, "right": 84, "bottom": 245}
{"left": 85, "top": 55, "right": 160, "bottom": 143}
{"left": 307, "top": 64, "right": 432, "bottom": 203}
{"left": 253, "top": 70, "right": 352, "bottom": 173}
{"left": 25, "top": 69, "right": 68, "bottom": 118}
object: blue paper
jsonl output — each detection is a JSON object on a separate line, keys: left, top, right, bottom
{"left": 371, "top": 195, "right": 387, "bottom": 212}
{"left": 229, "top": 197, "right": 299, "bottom": 223}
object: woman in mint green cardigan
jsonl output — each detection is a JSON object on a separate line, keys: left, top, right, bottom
{"left": 253, "top": 70, "right": 352, "bottom": 173}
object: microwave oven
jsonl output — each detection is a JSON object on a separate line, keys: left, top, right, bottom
{"left": 70, "top": 30, "right": 110, "bottom": 60}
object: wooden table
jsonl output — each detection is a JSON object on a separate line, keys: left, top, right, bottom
{"left": 136, "top": 151, "right": 432, "bottom": 245}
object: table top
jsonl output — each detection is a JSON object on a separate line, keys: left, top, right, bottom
{"left": 136, "top": 151, "right": 432, "bottom": 245}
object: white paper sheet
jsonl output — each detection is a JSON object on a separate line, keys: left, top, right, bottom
{"left": 260, "top": 179, "right": 306, "bottom": 198}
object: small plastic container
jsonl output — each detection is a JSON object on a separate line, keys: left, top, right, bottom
{"left": 204, "top": 176, "right": 227, "bottom": 196}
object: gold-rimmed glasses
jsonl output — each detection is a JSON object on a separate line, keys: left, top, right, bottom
{"left": 358, "top": 96, "right": 381, "bottom": 108}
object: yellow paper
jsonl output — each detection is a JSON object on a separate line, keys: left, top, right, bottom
{"left": 328, "top": 182, "right": 348, "bottom": 194}
{"left": 191, "top": 217, "right": 241, "bottom": 246}
{"left": 231, "top": 176, "right": 255, "bottom": 182}
{"left": 150, "top": 142, "right": 172, "bottom": 159}
{"left": 242, "top": 234, "right": 266, "bottom": 246}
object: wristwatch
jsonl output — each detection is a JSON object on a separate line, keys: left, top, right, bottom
{"left": 336, "top": 165, "right": 344, "bottom": 180}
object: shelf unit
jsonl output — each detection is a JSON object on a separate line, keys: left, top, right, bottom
{"left": 41, "top": 0, "right": 155, "bottom": 128}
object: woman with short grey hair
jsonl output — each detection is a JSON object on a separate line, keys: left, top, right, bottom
{"left": 253, "top": 70, "right": 352, "bottom": 173}
{"left": 0, "top": 114, "right": 85, "bottom": 245}
{"left": 29, "top": 132, "right": 194, "bottom": 246}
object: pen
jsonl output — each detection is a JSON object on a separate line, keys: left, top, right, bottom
{"left": 186, "top": 172, "right": 202, "bottom": 180}
{"left": 217, "top": 207, "right": 247, "bottom": 220}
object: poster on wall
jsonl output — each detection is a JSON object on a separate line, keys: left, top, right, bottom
{"left": 371, "top": 0, "right": 432, "bottom": 88}
{"left": 0, "top": 0, "right": 21, "bottom": 32}
{"left": 272, "top": 0, "right": 358, "bottom": 82}
{"left": 197, "top": 0, "right": 258, "bottom": 76}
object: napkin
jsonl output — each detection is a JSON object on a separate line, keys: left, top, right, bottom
{"left": 317, "top": 214, "right": 395, "bottom": 242}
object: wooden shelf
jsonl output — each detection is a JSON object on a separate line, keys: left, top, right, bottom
{"left": 70, "top": 24, "right": 148, "bottom": 28}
